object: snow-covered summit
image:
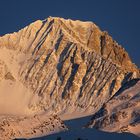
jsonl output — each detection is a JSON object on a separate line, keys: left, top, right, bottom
{"left": 0, "top": 17, "right": 139, "bottom": 139}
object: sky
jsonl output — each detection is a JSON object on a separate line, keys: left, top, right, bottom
{"left": 0, "top": 0, "right": 139, "bottom": 67}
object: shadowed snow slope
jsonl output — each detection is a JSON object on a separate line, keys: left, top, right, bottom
{"left": 32, "top": 128, "right": 140, "bottom": 140}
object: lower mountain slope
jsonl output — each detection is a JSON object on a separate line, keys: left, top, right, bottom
{"left": 87, "top": 79, "right": 140, "bottom": 136}
{"left": 0, "top": 114, "right": 67, "bottom": 140}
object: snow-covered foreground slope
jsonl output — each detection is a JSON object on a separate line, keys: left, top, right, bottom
{"left": 0, "top": 114, "right": 67, "bottom": 140}
{"left": 16, "top": 111, "right": 140, "bottom": 140}
{"left": 87, "top": 79, "right": 140, "bottom": 136}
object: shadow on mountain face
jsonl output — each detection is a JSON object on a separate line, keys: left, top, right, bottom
{"left": 112, "top": 78, "right": 140, "bottom": 98}
{"left": 30, "top": 128, "right": 140, "bottom": 140}
{"left": 63, "top": 115, "right": 93, "bottom": 130}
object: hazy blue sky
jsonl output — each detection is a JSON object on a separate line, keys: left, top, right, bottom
{"left": 0, "top": 0, "right": 139, "bottom": 67}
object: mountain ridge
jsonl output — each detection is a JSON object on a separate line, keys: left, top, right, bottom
{"left": 0, "top": 17, "right": 139, "bottom": 72}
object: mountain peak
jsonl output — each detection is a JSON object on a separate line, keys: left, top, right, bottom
{"left": 0, "top": 17, "right": 139, "bottom": 74}
{"left": 47, "top": 16, "right": 94, "bottom": 25}
{"left": 0, "top": 16, "right": 140, "bottom": 139}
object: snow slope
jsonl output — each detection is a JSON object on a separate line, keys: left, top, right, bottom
{"left": 87, "top": 79, "right": 140, "bottom": 136}
{"left": 0, "top": 114, "right": 67, "bottom": 140}
{"left": 33, "top": 128, "right": 140, "bottom": 140}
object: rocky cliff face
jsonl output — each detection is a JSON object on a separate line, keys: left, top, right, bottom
{"left": 0, "top": 17, "right": 139, "bottom": 116}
